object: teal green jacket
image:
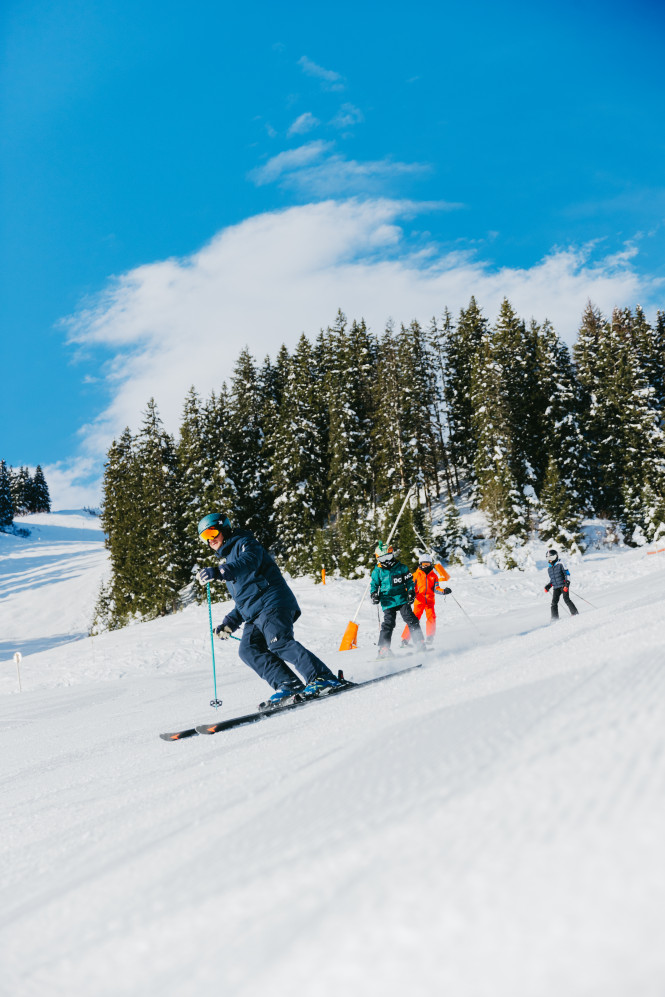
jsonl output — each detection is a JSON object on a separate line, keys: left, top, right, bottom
{"left": 370, "top": 561, "right": 415, "bottom": 609}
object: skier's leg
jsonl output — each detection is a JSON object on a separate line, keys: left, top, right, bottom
{"left": 379, "top": 607, "right": 398, "bottom": 648}
{"left": 424, "top": 601, "right": 436, "bottom": 639}
{"left": 399, "top": 603, "right": 425, "bottom": 644}
{"left": 238, "top": 622, "right": 304, "bottom": 691}
{"left": 563, "top": 591, "right": 579, "bottom": 616}
{"left": 401, "top": 598, "right": 425, "bottom": 643}
{"left": 257, "top": 609, "right": 337, "bottom": 685}
{"left": 551, "top": 588, "right": 562, "bottom": 620}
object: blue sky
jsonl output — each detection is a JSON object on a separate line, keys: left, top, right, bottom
{"left": 2, "top": 0, "right": 664, "bottom": 504}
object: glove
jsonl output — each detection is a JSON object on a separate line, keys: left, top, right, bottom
{"left": 197, "top": 566, "right": 221, "bottom": 586}
{"left": 214, "top": 623, "right": 234, "bottom": 640}
{"left": 371, "top": 592, "right": 380, "bottom": 605}
{"left": 544, "top": 583, "right": 552, "bottom": 592}
{"left": 442, "top": 587, "right": 451, "bottom": 595}
{"left": 563, "top": 585, "right": 569, "bottom": 593}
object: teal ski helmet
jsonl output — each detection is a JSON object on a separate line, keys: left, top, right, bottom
{"left": 198, "top": 512, "right": 231, "bottom": 542}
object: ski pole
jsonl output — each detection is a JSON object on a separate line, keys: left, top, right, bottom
{"left": 207, "top": 583, "right": 223, "bottom": 708}
{"left": 571, "top": 589, "right": 598, "bottom": 610}
{"left": 449, "top": 593, "right": 483, "bottom": 634}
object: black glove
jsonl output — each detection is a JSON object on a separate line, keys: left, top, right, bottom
{"left": 370, "top": 592, "right": 380, "bottom": 605}
{"left": 197, "top": 566, "right": 221, "bottom": 586}
{"left": 214, "top": 623, "right": 234, "bottom": 640}
{"left": 442, "top": 586, "right": 452, "bottom": 595}
{"left": 544, "top": 583, "right": 552, "bottom": 592}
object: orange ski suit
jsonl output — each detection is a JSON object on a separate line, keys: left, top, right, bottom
{"left": 401, "top": 566, "right": 446, "bottom": 641}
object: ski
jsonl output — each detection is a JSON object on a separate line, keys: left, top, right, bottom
{"left": 159, "top": 663, "right": 422, "bottom": 741}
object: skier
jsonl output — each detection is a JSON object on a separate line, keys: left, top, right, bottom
{"left": 196, "top": 513, "right": 341, "bottom": 707}
{"left": 544, "top": 548, "right": 579, "bottom": 621}
{"left": 370, "top": 542, "right": 426, "bottom": 656}
{"left": 400, "top": 551, "right": 452, "bottom": 646}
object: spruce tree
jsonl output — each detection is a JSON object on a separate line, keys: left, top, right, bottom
{"left": 223, "top": 349, "right": 273, "bottom": 545}
{"left": 470, "top": 324, "right": 529, "bottom": 560}
{"left": 138, "top": 399, "right": 189, "bottom": 615}
{"left": 0, "top": 460, "right": 14, "bottom": 528}
{"left": 445, "top": 296, "right": 488, "bottom": 487}
{"left": 324, "top": 312, "right": 378, "bottom": 576}
{"left": 270, "top": 335, "right": 327, "bottom": 574}
{"left": 31, "top": 466, "right": 51, "bottom": 513}
{"left": 100, "top": 428, "right": 140, "bottom": 626}
{"left": 10, "top": 466, "right": 31, "bottom": 515}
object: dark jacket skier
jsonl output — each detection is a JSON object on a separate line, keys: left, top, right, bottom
{"left": 370, "top": 542, "right": 425, "bottom": 655}
{"left": 196, "top": 513, "right": 340, "bottom": 707}
{"left": 544, "top": 549, "right": 579, "bottom": 620}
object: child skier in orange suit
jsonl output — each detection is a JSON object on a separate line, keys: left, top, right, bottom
{"left": 401, "top": 552, "right": 451, "bottom": 645}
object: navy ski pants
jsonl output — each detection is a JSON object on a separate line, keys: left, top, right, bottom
{"left": 238, "top": 607, "right": 337, "bottom": 690}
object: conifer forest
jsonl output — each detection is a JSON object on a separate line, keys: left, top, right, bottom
{"left": 0, "top": 461, "right": 51, "bottom": 529}
{"left": 96, "top": 297, "right": 665, "bottom": 628}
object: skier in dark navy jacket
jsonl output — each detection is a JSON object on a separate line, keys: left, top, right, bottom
{"left": 544, "top": 549, "right": 579, "bottom": 621}
{"left": 196, "top": 512, "right": 340, "bottom": 708}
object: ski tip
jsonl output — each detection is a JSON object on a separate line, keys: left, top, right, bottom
{"left": 159, "top": 729, "right": 198, "bottom": 741}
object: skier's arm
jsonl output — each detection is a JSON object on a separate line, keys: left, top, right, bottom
{"left": 406, "top": 571, "right": 415, "bottom": 602}
{"left": 221, "top": 608, "right": 243, "bottom": 632}
{"left": 218, "top": 537, "right": 264, "bottom": 582}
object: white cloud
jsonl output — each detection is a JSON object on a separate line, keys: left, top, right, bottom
{"left": 250, "top": 141, "right": 430, "bottom": 197}
{"left": 43, "top": 457, "right": 102, "bottom": 510}
{"left": 62, "top": 198, "right": 661, "bottom": 500}
{"left": 278, "top": 154, "right": 431, "bottom": 197}
{"left": 297, "top": 56, "right": 345, "bottom": 91}
{"left": 250, "top": 140, "right": 333, "bottom": 185}
{"left": 287, "top": 112, "right": 320, "bottom": 136}
{"left": 331, "top": 103, "right": 364, "bottom": 129}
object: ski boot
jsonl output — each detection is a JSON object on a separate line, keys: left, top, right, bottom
{"left": 259, "top": 680, "right": 305, "bottom": 711}
{"left": 376, "top": 646, "right": 394, "bottom": 660}
{"left": 400, "top": 639, "right": 410, "bottom": 648}
{"left": 302, "top": 675, "right": 345, "bottom": 698}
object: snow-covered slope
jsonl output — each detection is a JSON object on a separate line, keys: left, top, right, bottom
{"left": 1, "top": 514, "right": 665, "bottom": 996}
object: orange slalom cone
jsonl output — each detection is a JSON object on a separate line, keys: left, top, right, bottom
{"left": 339, "top": 621, "right": 359, "bottom": 650}
{"left": 435, "top": 562, "right": 450, "bottom": 581}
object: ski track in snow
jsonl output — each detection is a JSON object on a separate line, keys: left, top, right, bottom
{"left": 1, "top": 514, "right": 665, "bottom": 996}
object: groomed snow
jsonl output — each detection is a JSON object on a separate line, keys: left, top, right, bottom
{"left": 1, "top": 513, "right": 665, "bottom": 996}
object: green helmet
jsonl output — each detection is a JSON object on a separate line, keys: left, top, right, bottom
{"left": 375, "top": 541, "right": 396, "bottom": 565}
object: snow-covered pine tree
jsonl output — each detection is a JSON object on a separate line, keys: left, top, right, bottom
{"left": 535, "top": 319, "right": 588, "bottom": 537}
{"left": 10, "top": 466, "right": 31, "bottom": 515}
{"left": 324, "top": 312, "right": 378, "bottom": 576}
{"left": 432, "top": 495, "right": 475, "bottom": 565}
{"left": 223, "top": 349, "right": 273, "bottom": 545}
{"left": 425, "top": 312, "right": 455, "bottom": 496}
{"left": 176, "top": 386, "right": 230, "bottom": 599}
{"left": 395, "top": 320, "right": 443, "bottom": 513}
{"left": 491, "top": 299, "right": 540, "bottom": 501}
{"left": 270, "top": 334, "right": 328, "bottom": 574}
{"left": 573, "top": 301, "right": 614, "bottom": 515}
{"left": 444, "top": 296, "right": 488, "bottom": 489}
{"left": 0, "top": 460, "right": 14, "bottom": 528}
{"left": 470, "top": 323, "right": 529, "bottom": 563}
{"left": 131, "top": 399, "right": 189, "bottom": 617}
{"left": 31, "top": 465, "right": 51, "bottom": 513}
{"left": 100, "top": 428, "right": 140, "bottom": 626}
{"left": 538, "top": 454, "right": 585, "bottom": 553}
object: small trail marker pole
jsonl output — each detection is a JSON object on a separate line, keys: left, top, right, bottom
{"left": 14, "top": 652, "right": 22, "bottom": 693}
{"left": 322, "top": 567, "right": 326, "bottom": 585}
{"left": 207, "top": 584, "right": 223, "bottom": 709}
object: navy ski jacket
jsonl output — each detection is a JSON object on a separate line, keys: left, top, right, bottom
{"left": 547, "top": 560, "right": 570, "bottom": 588}
{"left": 215, "top": 529, "right": 300, "bottom": 630}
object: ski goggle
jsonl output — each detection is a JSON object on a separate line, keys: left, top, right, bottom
{"left": 377, "top": 552, "right": 395, "bottom": 564}
{"left": 420, "top": 561, "right": 432, "bottom": 567}
{"left": 200, "top": 527, "right": 221, "bottom": 541}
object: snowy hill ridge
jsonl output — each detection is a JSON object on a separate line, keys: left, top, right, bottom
{"left": 1, "top": 513, "right": 665, "bottom": 996}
